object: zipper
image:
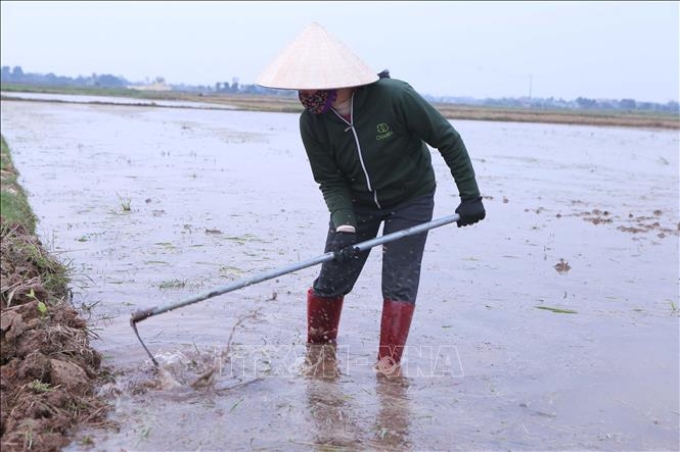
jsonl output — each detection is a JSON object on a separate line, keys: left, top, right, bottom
{"left": 331, "top": 96, "right": 382, "bottom": 209}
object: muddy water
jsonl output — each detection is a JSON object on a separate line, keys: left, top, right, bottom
{"left": 1, "top": 98, "right": 678, "bottom": 451}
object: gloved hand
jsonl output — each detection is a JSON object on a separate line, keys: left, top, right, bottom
{"left": 332, "top": 231, "right": 360, "bottom": 263}
{"left": 455, "top": 196, "right": 486, "bottom": 227}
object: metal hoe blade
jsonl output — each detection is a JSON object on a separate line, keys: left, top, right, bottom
{"left": 130, "top": 213, "right": 460, "bottom": 365}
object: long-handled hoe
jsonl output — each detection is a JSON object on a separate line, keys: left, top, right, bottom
{"left": 131, "top": 214, "right": 460, "bottom": 366}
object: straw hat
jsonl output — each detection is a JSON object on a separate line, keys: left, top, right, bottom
{"left": 256, "top": 22, "right": 379, "bottom": 90}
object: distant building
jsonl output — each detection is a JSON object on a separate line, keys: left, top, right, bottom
{"left": 127, "top": 81, "right": 172, "bottom": 92}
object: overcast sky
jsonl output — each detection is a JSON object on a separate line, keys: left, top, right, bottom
{"left": 1, "top": 1, "right": 678, "bottom": 103}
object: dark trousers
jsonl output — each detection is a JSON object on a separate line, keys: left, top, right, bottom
{"left": 312, "top": 191, "right": 435, "bottom": 303}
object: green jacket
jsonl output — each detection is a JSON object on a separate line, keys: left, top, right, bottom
{"left": 300, "top": 77, "right": 480, "bottom": 229}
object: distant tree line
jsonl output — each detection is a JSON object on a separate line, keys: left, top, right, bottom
{"left": 0, "top": 65, "right": 289, "bottom": 96}
{"left": 572, "top": 96, "right": 679, "bottom": 114}
{"left": 1, "top": 65, "right": 130, "bottom": 88}
{"left": 2, "top": 65, "right": 676, "bottom": 112}
{"left": 433, "top": 94, "right": 678, "bottom": 115}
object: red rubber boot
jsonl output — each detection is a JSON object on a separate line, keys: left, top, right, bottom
{"left": 307, "top": 288, "right": 344, "bottom": 344}
{"left": 376, "top": 299, "right": 415, "bottom": 376}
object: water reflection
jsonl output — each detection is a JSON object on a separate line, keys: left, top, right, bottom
{"left": 302, "top": 344, "right": 342, "bottom": 381}
{"left": 372, "top": 375, "right": 413, "bottom": 451}
{"left": 301, "top": 343, "right": 413, "bottom": 451}
{"left": 0, "top": 90, "right": 236, "bottom": 109}
{"left": 304, "top": 345, "right": 363, "bottom": 449}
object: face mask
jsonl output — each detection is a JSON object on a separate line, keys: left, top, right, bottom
{"left": 298, "top": 89, "right": 337, "bottom": 115}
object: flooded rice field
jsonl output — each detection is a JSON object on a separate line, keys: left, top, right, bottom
{"left": 1, "top": 96, "right": 678, "bottom": 451}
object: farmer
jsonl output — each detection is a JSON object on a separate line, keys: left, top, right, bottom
{"left": 256, "top": 22, "right": 485, "bottom": 376}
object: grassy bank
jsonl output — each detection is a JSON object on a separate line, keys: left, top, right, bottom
{"left": 0, "top": 136, "right": 36, "bottom": 231}
{"left": 433, "top": 103, "right": 679, "bottom": 129}
{"left": 1, "top": 82, "right": 161, "bottom": 99}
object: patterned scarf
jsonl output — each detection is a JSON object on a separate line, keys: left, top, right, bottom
{"left": 298, "top": 89, "right": 337, "bottom": 115}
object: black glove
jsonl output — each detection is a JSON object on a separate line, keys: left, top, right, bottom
{"left": 331, "top": 231, "right": 360, "bottom": 263}
{"left": 455, "top": 196, "right": 486, "bottom": 227}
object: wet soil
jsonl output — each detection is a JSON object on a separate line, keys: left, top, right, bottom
{"left": 0, "top": 94, "right": 678, "bottom": 451}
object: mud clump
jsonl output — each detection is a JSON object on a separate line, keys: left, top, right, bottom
{"left": 554, "top": 258, "right": 572, "bottom": 274}
{"left": 557, "top": 207, "right": 678, "bottom": 239}
{"left": 1, "top": 219, "right": 112, "bottom": 451}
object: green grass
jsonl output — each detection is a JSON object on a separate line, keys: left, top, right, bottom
{"left": 0, "top": 135, "right": 36, "bottom": 232}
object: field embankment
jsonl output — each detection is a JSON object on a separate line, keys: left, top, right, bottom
{"left": 0, "top": 136, "right": 112, "bottom": 451}
{"left": 2, "top": 83, "right": 678, "bottom": 129}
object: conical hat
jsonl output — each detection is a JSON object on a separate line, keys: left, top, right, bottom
{"left": 256, "top": 22, "right": 379, "bottom": 90}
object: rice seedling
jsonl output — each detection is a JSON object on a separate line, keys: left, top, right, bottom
{"left": 224, "top": 233, "right": 262, "bottom": 245}
{"left": 159, "top": 279, "right": 187, "bottom": 289}
{"left": 535, "top": 306, "right": 578, "bottom": 314}
{"left": 115, "top": 192, "right": 132, "bottom": 212}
